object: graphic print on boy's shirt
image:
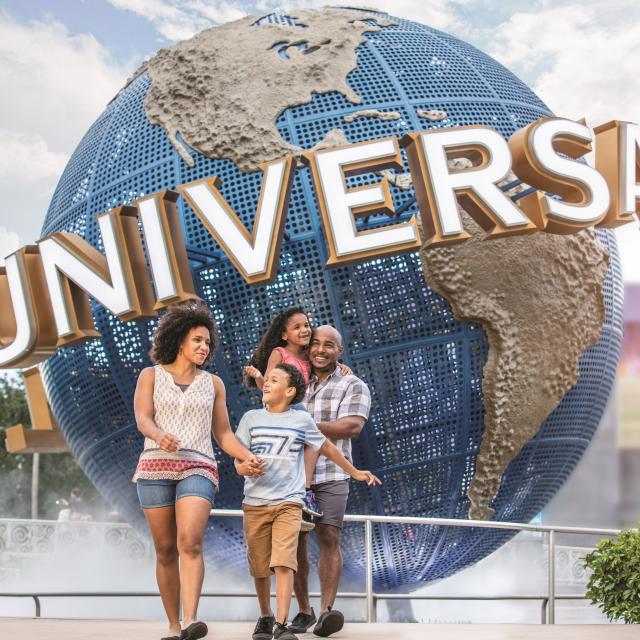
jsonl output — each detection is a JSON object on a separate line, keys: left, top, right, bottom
{"left": 249, "top": 426, "right": 306, "bottom": 460}
{"left": 235, "top": 408, "right": 325, "bottom": 507}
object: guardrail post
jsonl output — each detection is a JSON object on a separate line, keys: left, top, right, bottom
{"left": 547, "top": 530, "right": 555, "bottom": 624}
{"left": 33, "top": 595, "right": 41, "bottom": 618}
{"left": 541, "top": 597, "right": 547, "bottom": 624}
{"left": 365, "top": 519, "right": 375, "bottom": 623}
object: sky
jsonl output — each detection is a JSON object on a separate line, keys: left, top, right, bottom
{"left": 1, "top": 0, "right": 639, "bottom": 279}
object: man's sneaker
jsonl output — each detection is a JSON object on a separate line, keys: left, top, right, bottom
{"left": 288, "top": 609, "right": 317, "bottom": 633}
{"left": 180, "top": 621, "right": 208, "bottom": 640}
{"left": 312, "top": 608, "right": 344, "bottom": 637}
{"left": 252, "top": 614, "right": 275, "bottom": 640}
{"left": 273, "top": 621, "right": 297, "bottom": 640}
{"left": 302, "top": 490, "right": 323, "bottom": 518}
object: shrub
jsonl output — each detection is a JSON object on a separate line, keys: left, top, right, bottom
{"left": 584, "top": 526, "right": 640, "bottom": 624}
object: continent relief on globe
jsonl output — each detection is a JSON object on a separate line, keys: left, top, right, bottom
{"left": 139, "top": 8, "right": 395, "bottom": 171}
{"left": 138, "top": 8, "right": 609, "bottom": 520}
{"left": 419, "top": 208, "right": 608, "bottom": 520}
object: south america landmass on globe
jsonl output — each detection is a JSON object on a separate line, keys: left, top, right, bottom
{"left": 136, "top": 7, "right": 609, "bottom": 520}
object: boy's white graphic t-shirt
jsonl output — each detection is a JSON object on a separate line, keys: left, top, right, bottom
{"left": 235, "top": 408, "right": 326, "bottom": 506}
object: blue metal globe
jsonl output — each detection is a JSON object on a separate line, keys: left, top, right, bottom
{"left": 39, "top": 11, "right": 622, "bottom": 590}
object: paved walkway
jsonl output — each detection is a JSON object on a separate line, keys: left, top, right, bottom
{"left": 1, "top": 619, "right": 636, "bottom": 640}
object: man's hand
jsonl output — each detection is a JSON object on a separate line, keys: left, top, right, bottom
{"left": 155, "top": 430, "right": 180, "bottom": 453}
{"left": 353, "top": 469, "right": 382, "bottom": 486}
{"left": 236, "top": 456, "right": 267, "bottom": 477}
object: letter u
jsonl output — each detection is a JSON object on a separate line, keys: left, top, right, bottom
{"left": 0, "top": 246, "right": 57, "bottom": 368}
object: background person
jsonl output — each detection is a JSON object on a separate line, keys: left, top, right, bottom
{"left": 289, "top": 326, "right": 372, "bottom": 637}
{"left": 133, "top": 302, "right": 263, "bottom": 640}
{"left": 56, "top": 498, "right": 70, "bottom": 522}
{"left": 69, "top": 487, "right": 91, "bottom": 521}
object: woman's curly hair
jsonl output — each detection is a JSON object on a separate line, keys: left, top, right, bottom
{"left": 244, "top": 306, "right": 309, "bottom": 389}
{"left": 150, "top": 301, "right": 218, "bottom": 367}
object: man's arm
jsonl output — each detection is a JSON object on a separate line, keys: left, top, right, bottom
{"left": 316, "top": 378, "right": 371, "bottom": 439}
{"left": 316, "top": 416, "right": 365, "bottom": 440}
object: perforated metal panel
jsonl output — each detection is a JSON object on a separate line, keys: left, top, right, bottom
{"left": 39, "top": 10, "right": 623, "bottom": 590}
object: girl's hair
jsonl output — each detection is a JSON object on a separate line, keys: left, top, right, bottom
{"left": 245, "top": 306, "right": 308, "bottom": 389}
{"left": 150, "top": 301, "right": 218, "bottom": 367}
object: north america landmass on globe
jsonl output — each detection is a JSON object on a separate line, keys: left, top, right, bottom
{"left": 40, "top": 7, "right": 622, "bottom": 589}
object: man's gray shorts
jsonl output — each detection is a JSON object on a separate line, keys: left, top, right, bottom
{"left": 311, "top": 479, "right": 350, "bottom": 529}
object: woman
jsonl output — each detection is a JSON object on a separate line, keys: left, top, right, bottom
{"left": 133, "top": 302, "right": 264, "bottom": 640}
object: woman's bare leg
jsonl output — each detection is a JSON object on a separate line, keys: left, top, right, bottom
{"left": 175, "top": 496, "right": 212, "bottom": 625}
{"left": 144, "top": 506, "right": 181, "bottom": 636}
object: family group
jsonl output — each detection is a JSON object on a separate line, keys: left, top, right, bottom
{"left": 132, "top": 303, "right": 381, "bottom": 640}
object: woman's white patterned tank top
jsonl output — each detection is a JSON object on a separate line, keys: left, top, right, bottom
{"left": 132, "top": 365, "right": 219, "bottom": 486}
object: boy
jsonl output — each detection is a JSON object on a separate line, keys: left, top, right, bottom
{"left": 235, "top": 363, "right": 381, "bottom": 640}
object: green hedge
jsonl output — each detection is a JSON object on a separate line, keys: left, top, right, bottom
{"left": 584, "top": 526, "right": 640, "bottom": 624}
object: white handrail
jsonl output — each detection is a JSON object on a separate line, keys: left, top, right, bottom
{"left": 1, "top": 512, "right": 625, "bottom": 624}
{"left": 208, "top": 508, "right": 622, "bottom": 624}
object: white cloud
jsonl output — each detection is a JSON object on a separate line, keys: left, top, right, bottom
{"left": 0, "top": 129, "right": 69, "bottom": 247}
{"left": 0, "top": 129, "right": 68, "bottom": 186}
{"left": 0, "top": 227, "right": 20, "bottom": 266}
{"left": 258, "top": 0, "right": 467, "bottom": 32}
{"left": 0, "top": 12, "right": 131, "bottom": 244}
{"left": 485, "top": 2, "right": 640, "bottom": 282}
{"left": 107, "top": 0, "right": 247, "bottom": 40}
{"left": 189, "top": 0, "right": 248, "bottom": 25}
{"left": 108, "top": 0, "right": 467, "bottom": 40}
{"left": 345, "top": 0, "right": 468, "bottom": 31}
{"left": 0, "top": 12, "right": 130, "bottom": 153}
{"left": 488, "top": 4, "right": 640, "bottom": 126}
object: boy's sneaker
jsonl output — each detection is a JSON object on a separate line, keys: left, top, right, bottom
{"left": 288, "top": 608, "right": 317, "bottom": 633}
{"left": 302, "top": 489, "right": 323, "bottom": 518}
{"left": 253, "top": 614, "right": 275, "bottom": 640}
{"left": 273, "top": 621, "right": 297, "bottom": 640}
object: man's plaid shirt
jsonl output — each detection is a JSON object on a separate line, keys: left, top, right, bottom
{"left": 304, "top": 367, "right": 371, "bottom": 484}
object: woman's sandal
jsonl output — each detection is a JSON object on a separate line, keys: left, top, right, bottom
{"left": 180, "top": 621, "right": 208, "bottom": 640}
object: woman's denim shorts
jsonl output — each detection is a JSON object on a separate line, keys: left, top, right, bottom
{"left": 137, "top": 475, "right": 216, "bottom": 509}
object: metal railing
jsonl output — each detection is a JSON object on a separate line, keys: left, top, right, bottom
{"left": 0, "top": 509, "right": 621, "bottom": 624}
{"left": 0, "top": 517, "right": 152, "bottom": 559}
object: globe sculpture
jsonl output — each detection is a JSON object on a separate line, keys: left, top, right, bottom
{"left": 39, "top": 8, "right": 622, "bottom": 591}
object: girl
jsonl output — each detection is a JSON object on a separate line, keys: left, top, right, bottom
{"left": 243, "top": 307, "right": 351, "bottom": 524}
{"left": 133, "top": 302, "right": 264, "bottom": 640}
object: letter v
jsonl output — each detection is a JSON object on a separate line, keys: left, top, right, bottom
{"left": 178, "top": 157, "right": 295, "bottom": 285}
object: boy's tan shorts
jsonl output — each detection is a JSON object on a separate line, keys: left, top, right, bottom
{"left": 242, "top": 502, "right": 302, "bottom": 578}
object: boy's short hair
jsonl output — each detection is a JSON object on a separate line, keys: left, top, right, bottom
{"left": 275, "top": 363, "right": 307, "bottom": 405}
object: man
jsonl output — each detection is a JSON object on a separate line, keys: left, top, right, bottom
{"left": 289, "top": 325, "right": 372, "bottom": 637}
